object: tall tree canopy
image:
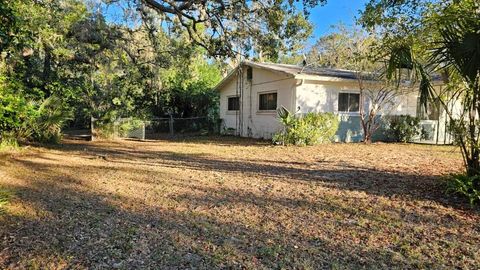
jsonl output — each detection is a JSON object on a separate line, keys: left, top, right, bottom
{"left": 0, "top": 0, "right": 225, "bottom": 142}
{"left": 127, "top": 0, "right": 324, "bottom": 60}
{"left": 0, "top": 0, "right": 324, "bottom": 144}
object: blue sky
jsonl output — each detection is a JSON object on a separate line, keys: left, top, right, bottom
{"left": 307, "top": 0, "right": 369, "bottom": 43}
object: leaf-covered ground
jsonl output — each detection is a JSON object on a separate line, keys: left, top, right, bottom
{"left": 0, "top": 137, "right": 478, "bottom": 269}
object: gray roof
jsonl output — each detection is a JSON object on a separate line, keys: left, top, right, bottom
{"left": 245, "top": 61, "right": 359, "bottom": 80}
{"left": 214, "top": 60, "right": 443, "bottom": 91}
{"left": 214, "top": 61, "right": 360, "bottom": 91}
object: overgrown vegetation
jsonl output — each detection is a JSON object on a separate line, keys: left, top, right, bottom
{"left": 0, "top": 0, "right": 223, "bottom": 146}
{"left": 0, "top": 0, "right": 323, "bottom": 148}
{"left": 384, "top": 115, "right": 422, "bottom": 143}
{"left": 273, "top": 107, "right": 338, "bottom": 146}
{"left": 360, "top": 0, "right": 480, "bottom": 203}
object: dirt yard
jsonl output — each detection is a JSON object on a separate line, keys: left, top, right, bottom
{"left": 0, "top": 137, "right": 478, "bottom": 269}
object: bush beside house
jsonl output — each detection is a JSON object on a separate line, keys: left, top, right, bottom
{"left": 273, "top": 107, "right": 339, "bottom": 146}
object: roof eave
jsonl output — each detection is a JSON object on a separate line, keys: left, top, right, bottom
{"left": 243, "top": 61, "right": 296, "bottom": 77}
{"left": 213, "top": 66, "right": 239, "bottom": 92}
{"left": 213, "top": 61, "right": 296, "bottom": 91}
{"left": 294, "top": 73, "right": 358, "bottom": 82}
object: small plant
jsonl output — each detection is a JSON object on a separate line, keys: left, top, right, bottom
{"left": 222, "top": 127, "right": 236, "bottom": 136}
{"left": 118, "top": 119, "right": 144, "bottom": 137}
{"left": 273, "top": 107, "right": 339, "bottom": 146}
{"left": 94, "top": 118, "right": 144, "bottom": 139}
{"left": 446, "top": 174, "right": 480, "bottom": 205}
{"left": 32, "top": 96, "right": 73, "bottom": 143}
{"left": 0, "top": 132, "right": 19, "bottom": 151}
{"left": 0, "top": 188, "right": 13, "bottom": 214}
{"left": 384, "top": 115, "right": 422, "bottom": 142}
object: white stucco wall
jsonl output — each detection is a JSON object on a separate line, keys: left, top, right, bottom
{"left": 296, "top": 80, "right": 419, "bottom": 116}
{"left": 296, "top": 80, "right": 360, "bottom": 113}
{"left": 218, "top": 65, "right": 454, "bottom": 143}
{"left": 218, "top": 65, "right": 297, "bottom": 139}
{"left": 218, "top": 78, "right": 239, "bottom": 132}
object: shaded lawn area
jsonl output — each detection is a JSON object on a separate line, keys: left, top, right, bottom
{"left": 0, "top": 137, "right": 479, "bottom": 269}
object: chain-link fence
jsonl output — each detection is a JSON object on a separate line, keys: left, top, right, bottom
{"left": 91, "top": 117, "right": 145, "bottom": 141}
{"left": 91, "top": 116, "right": 217, "bottom": 140}
{"left": 145, "top": 117, "right": 214, "bottom": 139}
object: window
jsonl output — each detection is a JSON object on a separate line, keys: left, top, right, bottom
{"left": 416, "top": 97, "right": 440, "bottom": 120}
{"left": 259, "top": 92, "right": 277, "bottom": 111}
{"left": 338, "top": 93, "right": 360, "bottom": 112}
{"left": 228, "top": 96, "right": 239, "bottom": 111}
{"left": 247, "top": 66, "right": 253, "bottom": 80}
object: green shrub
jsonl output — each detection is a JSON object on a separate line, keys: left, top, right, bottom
{"left": 118, "top": 119, "right": 144, "bottom": 137}
{"left": 273, "top": 107, "right": 339, "bottom": 146}
{"left": 384, "top": 115, "right": 422, "bottom": 142}
{"left": 94, "top": 118, "right": 144, "bottom": 139}
{"left": 0, "top": 132, "right": 19, "bottom": 151}
{"left": 32, "top": 96, "right": 73, "bottom": 143}
{"left": 447, "top": 174, "right": 480, "bottom": 205}
{"left": 0, "top": 93, "right": 72, "bottom": 144}
{"left": 93, "top": 121, "right": 116, "bottom": 139}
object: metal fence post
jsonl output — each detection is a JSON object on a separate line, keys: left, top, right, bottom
{"left": 91, "top": 116, "right": 95, "bottom": 141}
{"left": 169, "top": 114, "right": 174, "bottom": 136}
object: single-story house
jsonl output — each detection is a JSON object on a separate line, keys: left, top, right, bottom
{"left": 214, "top": 61, "right": 453, "bottom": 143}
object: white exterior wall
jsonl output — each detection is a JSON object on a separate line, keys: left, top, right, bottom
{"left": 389, "top": 92, "right": 418, "bottom": 116}
{"left": 218, "top": 78, "right": 238, "bottom": 132}
{"left": 296, "top": 79, "right": 418, "bottom": 116}
{"left": 218, "top": 66, "right": 297, "bottom": 139}
{"left": 218, "top": 65, "right": 455, "bottom": 144}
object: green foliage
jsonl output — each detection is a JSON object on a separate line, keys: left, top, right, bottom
{"left": 0, "top": 133, "right": 19, "bottom": 151}
{"left": 384, "top": 115, "right": 422, "bottom": 143}
{"left": 117, "top": 119, "right": 144, "bottom": 138}
{"left": 0, "top": 187, "right": 13, "bottom": 214}
{"left": 0, "top": 0, "right": 225, "bottom": 144}
{"left": 93, "top": 118, "right": 144, "bottom": 139}
{"left": 139, "top": 0, "right": 323, "bottom": 59}
{"left": 273, "top": 107, "right": 338, "bottom": 146}
{"left": 0, "top": 94, "right": 72, "bottom": 144}
{"left": 159, "top": 59, "right": 221, "bottom": 118}
{"left": 447, "top": 174, "right": 480, "bottom": 205}
{"left": 359, "top": 0, "right": 480, "bottom": 180}
{"left": 0, "top": 88, "right": 37, "bottom": 135}
{"left": 93, "top": 121, "right": 116, "bottom": 140}
{"left": 32, "top": 96, "right": 73, "bottom": 143}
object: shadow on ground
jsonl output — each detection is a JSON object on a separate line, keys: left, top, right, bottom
{"left": 0, "top": 139, "right": 478, "bottom": 269}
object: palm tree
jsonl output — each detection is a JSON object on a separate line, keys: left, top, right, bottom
{"left": 386, "top": 0, "right": 480, "bottom": 176}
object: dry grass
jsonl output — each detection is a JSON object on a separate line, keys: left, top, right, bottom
{"left": 0, "top": 137, "right": 478, "bottom": 269}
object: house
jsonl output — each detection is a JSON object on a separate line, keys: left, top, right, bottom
{"left": 215, "top": 61, "right": 453, "bottom": 143}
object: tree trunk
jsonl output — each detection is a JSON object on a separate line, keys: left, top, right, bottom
{"left": 42, "top": 45, "right": 53, "bottom": 94}
{"left": 364, "top": 134, "right": 372, "bottom": 144}
{"left": 467, "top": 152, "right": 480, "bottom": 177}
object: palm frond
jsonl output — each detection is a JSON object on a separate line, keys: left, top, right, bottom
{"left": 431, "top": 13, "right": 480, "bottom": 86}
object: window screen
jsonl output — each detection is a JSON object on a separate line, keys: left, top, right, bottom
{"left": 259, "top": 93, "right": 277, "bottom": 111}
{"left": 228, "top": 96, "right": 239, "bottom": 111}
{"left": 338, "top": 93, "right": 360, "bottom": 112}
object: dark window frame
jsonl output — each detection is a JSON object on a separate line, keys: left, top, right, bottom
{"left": 247, "top": 66, "right": 253, "bottom": 80}
{"left": 416, "top": 97, "right": 440, "bottom": 120}
{"left": 227, "top": 96, "right": 240, "bottom": 111}
{"left": 338, "top": 92, "right": 360, "bottom": 112}
{"left": 258, "top": 92, "right": 278, "bottom": 111}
